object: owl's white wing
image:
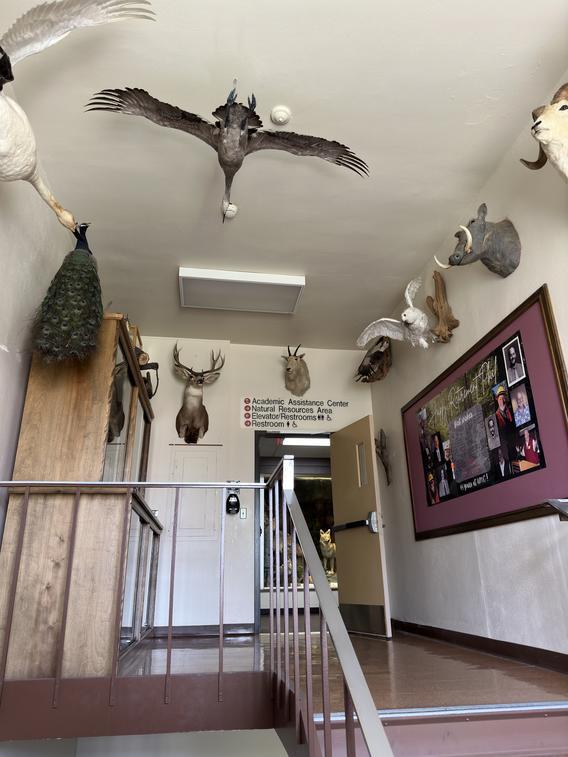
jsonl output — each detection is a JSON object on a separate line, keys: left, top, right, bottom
{"left": 357, "top": 318, "right": 406, "bottom": 348}
{"left": 404, "top": 277, "right": 422, "bottom": 307}
{"left": 1, "top": 0, "right": 154, "bottom": 66}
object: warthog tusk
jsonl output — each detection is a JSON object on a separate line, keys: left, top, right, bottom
{"left": 434, "top": 255, "right": 452, "bottom": 270}
{"left": 459, "top": 225, "right": 473, "bottom": 253}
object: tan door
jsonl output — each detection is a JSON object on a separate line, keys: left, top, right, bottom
{"left": 330, "top": 415, "right": 391, "bottom": 637}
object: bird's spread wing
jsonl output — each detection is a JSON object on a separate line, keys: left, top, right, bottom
{"left": 246, "top": 130, "right": 368, "bottom": 177}
{"left": 86, "top": 88, "right": 218, "bottom": 149}
{"left": 357, "top": 318, "right": 405, "bottom": 347}
{"left": 1, "top": 0, "right": 154, "bottom": 66}
{"left": 404, "top": 277, "right": 422, "bottom": 307}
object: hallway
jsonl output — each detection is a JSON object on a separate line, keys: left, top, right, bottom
{"left": 118, "top": 628, "right": 568, "bottom": 712}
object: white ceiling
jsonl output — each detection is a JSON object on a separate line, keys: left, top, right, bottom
{"left": 4, "top": 0, "right": 568, "bottom": 348}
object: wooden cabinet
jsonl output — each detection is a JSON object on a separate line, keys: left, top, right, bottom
{"left": 0, "top": 315, "right": 160, "bottom": 680}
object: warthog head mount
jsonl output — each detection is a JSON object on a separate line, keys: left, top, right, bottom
{"left": 434, "top": 203, "right": 521, "bottom": 278}
{"left": 521, "top": 83, "right": 568, "bottom": 182}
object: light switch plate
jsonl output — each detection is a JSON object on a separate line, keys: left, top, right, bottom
{"left": 240, "top": 508, "right": 247, "bottom": 520}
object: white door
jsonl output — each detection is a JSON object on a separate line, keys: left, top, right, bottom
{"left": 330, "top": 416, "right": 391, "bottom": 637}
{"left": 154, "top": 445, "right": 222, "bottom": 628}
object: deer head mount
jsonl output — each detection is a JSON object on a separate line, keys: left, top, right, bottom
{"left": 173, "top": 344, "right": 225, "bottom": 444}
{"left": 282, "top": 345, "right": 311, "bottom": 397}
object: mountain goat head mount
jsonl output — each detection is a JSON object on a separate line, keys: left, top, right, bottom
{"left": 282, "top": 345, "right": 311, "bottom": 397}
{"left": 173, "top": 344, "right": 225, "bottom": 444}
{"left": 521, "top": 83, "right": 568, "bottom": 181}
{"left": 434, "top": 203, "right": 521, "bottom": 278}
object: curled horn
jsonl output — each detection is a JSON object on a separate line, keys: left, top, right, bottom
{"left": 551, "top": 83, "right": 568, "bottom": 103}
{"left": 520, "top": 144, "right": 548, "bottom": 171}
{"left": 459, "top": 225, "right": 473, "bottom": 253}
{"left": 434, "top": 255, "right": 452, "bottom": 270}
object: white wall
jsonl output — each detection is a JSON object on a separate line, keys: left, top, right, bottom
{"left": 0, "top": 132, "right": 68, "bottom": 534}
{"left": 141, "top": 336, "right": 373, "bottom": 626}
{"left": 0, "top": 740, "right": 77, "bottom": 757}
{"left": 76, "top": 730, "right": 287, "bottom": 757}
{"left": 0, "top": 731, "right": 288, "bottom": 757}
{"left": 370, "top": 108, "right": 568, "bottom": 653}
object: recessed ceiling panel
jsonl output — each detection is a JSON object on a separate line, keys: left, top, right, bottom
{"left": 179, "top": 267, "right": 305, "bottom": 314}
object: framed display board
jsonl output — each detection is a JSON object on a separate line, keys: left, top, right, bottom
{"left": 402, "top": 285, "right": 568, "bottom": 539}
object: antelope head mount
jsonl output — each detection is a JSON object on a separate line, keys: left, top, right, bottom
{"left": 173, "top": 344, "right": 225, "bottom": 444}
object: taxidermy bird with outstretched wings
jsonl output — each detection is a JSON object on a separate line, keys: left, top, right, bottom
{"left": 86, "top": 82, "right": 369, "bottom": 220}
{"left": 0, "top": 0, "right": 154, "bottom": 230}
{"left": 357, "top": 278, "right": 433, "bottom": 350}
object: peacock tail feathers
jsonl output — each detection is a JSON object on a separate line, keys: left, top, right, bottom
{"left": 33, "top": 232, "right": 103, "bottom": 362}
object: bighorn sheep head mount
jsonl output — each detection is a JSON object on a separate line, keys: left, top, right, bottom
{"left": 355, "top": 337, "right": 392, "bottom": 383}
{"left": 282, "top": 345, "right": 311, "bottom": 397}
{"left": 521, "top": 83, "right": 568, "bottom": 181}
{"left": 173, "top": 345, "right": 225, "bottom": 444}
{"left": 434, "top": 204, "right": 521, "bottom": 278}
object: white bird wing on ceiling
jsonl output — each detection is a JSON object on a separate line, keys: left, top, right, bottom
{"left": 246, "top": 130, "right": 369, "bottom": 177}
{"left": 404, "top": 277, "right": 422, "bottom": 307}
{"left": 357, "top": 318, "right": 406, "bottom": 348}
{"left": 86, "top": 88, "right": 218, "bottom": 149}
{"left": 1, "top": 0, "right": 154, "bottom": 66}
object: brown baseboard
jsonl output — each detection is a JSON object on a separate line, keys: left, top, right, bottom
{"left": 392, "top": 619, "right": 568, "bottom": 674}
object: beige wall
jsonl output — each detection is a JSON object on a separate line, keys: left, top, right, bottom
{"left": 141, "top": 336, "right": 373, "bottom": 625}
{"left": 370, "top": 104, "right": 568, "bottom": 653}
{"left": 0, "top": 143, "right": 68, "bottom": 534}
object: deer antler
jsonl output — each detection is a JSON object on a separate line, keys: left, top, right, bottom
{"left": 201, "top": 349, "right": 226, "bottom": 376}
{"left": 173, "top": 343, "right": 197, "bottom": 378}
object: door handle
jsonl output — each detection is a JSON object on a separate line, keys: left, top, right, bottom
{"left": 333, "top": 511, "right": 378, "bottom": 534}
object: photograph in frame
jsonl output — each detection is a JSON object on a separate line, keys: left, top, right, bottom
{"left": 402, "top": 286, "right": 568, "bottom": 539}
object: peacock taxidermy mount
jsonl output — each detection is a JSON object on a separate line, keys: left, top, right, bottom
{"left": 86, "top": 81, "right": 369, "bottom": 221}
{"left": 0, "top": 0, "right": 154, "bottom": 231}
{"left": 33, "top": 223, "right": 103, "bottom": 362}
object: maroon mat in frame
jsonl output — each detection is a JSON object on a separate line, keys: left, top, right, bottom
{"left": 402, "top": 285, "right": 568, "bottom": 540}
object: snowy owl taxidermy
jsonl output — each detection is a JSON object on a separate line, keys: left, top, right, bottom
{"left": 0, "top": 0, "right": 154, "bottom": 230}
{"left": 357, "top": 278, "right": 433, "bottom": 350}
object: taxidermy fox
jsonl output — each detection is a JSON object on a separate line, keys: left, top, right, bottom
{"left": 319, "top": 529, "right": 336, "bottom": 574}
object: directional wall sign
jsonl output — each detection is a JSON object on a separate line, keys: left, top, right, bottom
{"left": 241, "top": 395, "right": 352, "bottom": 432}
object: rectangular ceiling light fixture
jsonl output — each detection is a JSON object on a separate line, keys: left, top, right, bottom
{"left": 179, "top": 267, "right": 305, "bottom": 314}
{"left": 282, "top": 437, "right": 331, "bottom": 447}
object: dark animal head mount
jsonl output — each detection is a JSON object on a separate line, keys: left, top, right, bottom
{"left": 434, "top": 203, "right": 521, "bottom": 278}
{"left": 212, "top": 83, "right": 263, "bottom": 131}
{"left": 173, "top": 344, "right": 225, "bottom": 389}
{"left": 521, "top": 83, "right": 568, "bottom": 173}
{"left": 355, "top": 337, "right": 392, "bottom": 383}
{"left": 0, "top": 46, "right": 14, "bottom": 92}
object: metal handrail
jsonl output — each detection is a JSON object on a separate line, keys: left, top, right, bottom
{"left": 0, "top": 481, "right": 266, "bottom": 489}
{"left": 269, "top": 455, "right": 393, "bottom": 756}
{"left": 0, "top": 466, "right": 394, "bottom": 754}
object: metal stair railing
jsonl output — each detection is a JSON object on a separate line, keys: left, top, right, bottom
{"left": 265, "top": 456, "right": 394, "bottom": 757}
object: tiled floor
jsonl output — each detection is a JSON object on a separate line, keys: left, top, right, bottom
{"left": 118, "top": 628, "right": 568, "bottom": 712}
